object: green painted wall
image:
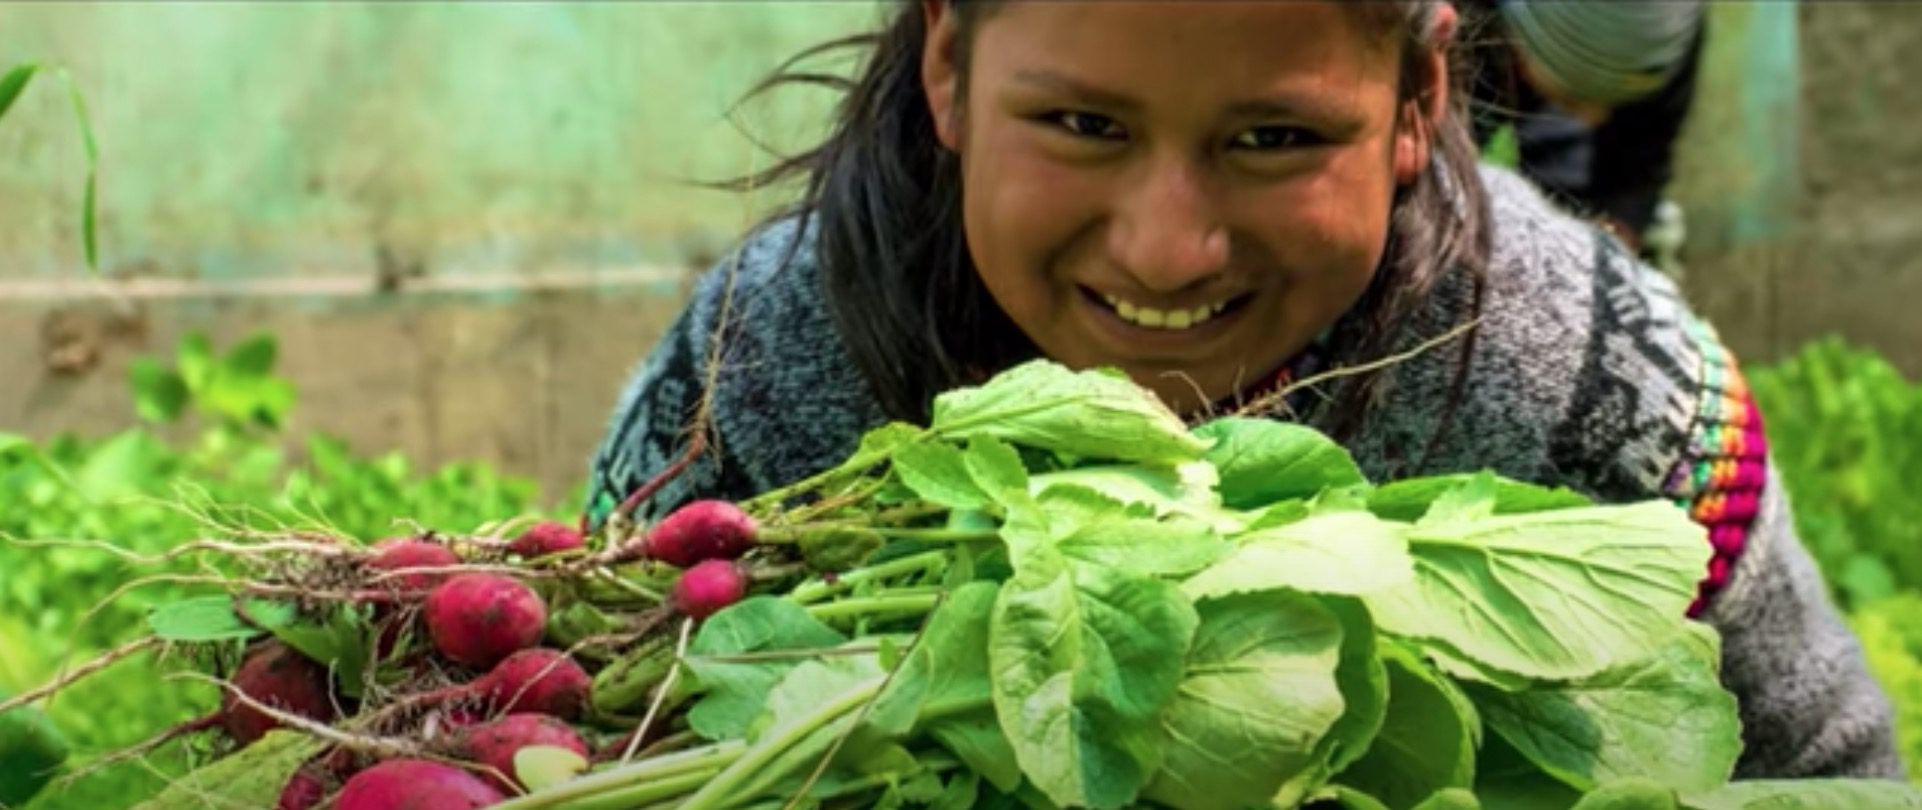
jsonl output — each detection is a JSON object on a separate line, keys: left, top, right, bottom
{"left": 0, "top": 2, "right": 884, "bottom": 281}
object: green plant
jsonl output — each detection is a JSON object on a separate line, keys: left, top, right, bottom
{"left": 0, "top": 62, "right": 99, "bottom": 273}
{"left": 0, "top": 332, "right": 559, "bottom": 809}
{"left": 1749, "top": 338, "right": 1922, "bottom": 612}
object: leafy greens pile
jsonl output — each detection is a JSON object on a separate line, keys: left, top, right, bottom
{"left": 479, "top": 361, "right": 1922, "bottom": 809}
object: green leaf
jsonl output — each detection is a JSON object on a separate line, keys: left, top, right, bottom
{"left": 1031, "top": 462, "right": 1242, "bottom": 533}
{"left": 1319, "top": 785, "right": 1395, "bottom": 810}
{"left": 930, "top": 713, "right": 1024, "bottom": 795}
{"left": 80, "top": 168, "right": 97, "bottom": 272}
{"left": 894, "top": 441, "right": 991, "bottom": 511}
{"left": 685, "top": 596, "right": 848, "bottom": 740}
{"left": 515, "top": 744, "right": 589, "bottom": 792}
{"left": 1183, "top": 510, "right": 1412, "bottom": 600}
{"left": 129, "top": 358, "right": 190, "bottom": 424}
{"left": 932, "top": 772, "right": 982, "bottom": 810}
{"left": 1472, "top": 636, "right": 1741, "bottom": 794}
{"left": 989, "top": 540, "right": 1198, "bottom": 810}
{"left": 1192, "top": 417, "right": 1367, "bottom": 508}
{"left": 1680, "top": 779, "right": 1922, "bottom": 809}
{"left": 1570, "top": 779, "right": 1678, "bottom": 810}
{"left": 868, "top": 581, "right": 1000, "bottom": 738}
{"left": 224, "top": 333, "right": 279, "bottom": 378}
{"left": 722, "top": 658, "right": 889, "bottom": 804}
{"left": 0, "top": 693, "right": 69, "bottom": 808}
{"left": 176, "top": 331, "right": 216, "bottom": 392}
{"left": 146, "top": 596, "right": 294, "bottom": 642}
{"left": 1364, "top": 501, "right": 1709, "bottom": 682}
{"left": 1418, "top": 472, "right": 1500, "bottom": 525}
{"left": 931, "top": 360, "right": 1208, "bottom": 465}
{"left": 1367, "top": 474, "right": 1591, "bottom": 523}
{"left": 1143, "top": 591, "right": 1345, "bottom": 810}
{"left": 965, "top": 436, "right": 1031, "bottom": 504}
{"left": 1274, "top": 597, "right": 1389, "bottom": 808}
{"left": 0, "top": 431, "right": 31, "bottom": 458}
{"left": 0, "top": 63, "right": 38, "bottom": 122}
{"left": 1414, "top": 788, "right": 1486, "bottom": 810}
{"left": 1340, "top": 645, "right": 1480, "bottom": 809}
{"left": 260, "top": 603, "right": 369, "bottom": 694}
{"left": 130, "top": 730, "right": 327, "bottom": 810}
{"left": 749, "top": 653, "right": 884, "bottom": 742}
{"left": 1024, "top": 486, "right": 1226, "bottom": 578}
{"left": 1475, "top": 733, "right": 1585, "bottom": 810}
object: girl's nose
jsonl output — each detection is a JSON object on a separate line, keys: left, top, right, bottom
{"left": 1106, "top": 157, "right": 1231, "bottom": 293}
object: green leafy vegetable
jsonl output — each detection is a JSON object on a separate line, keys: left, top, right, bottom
{"left": 1473, "top": 637, "right": 1740, "bottom": 794}
{"left": 1183, "top": 510, "right": 1412, "bottom": 599}
{"left": 1340, "top": 644, "right": 1481, "bottom": 808}
{"left": 1193, "top": 417, "right": 1367, "bottom": 509}
{"left": 932, "top": 360, "right": 1208, "bottom": 464}
{"left": 1144, "top": 591, "right": 1345, "bottom": 810}
{"left": 685, "top": 597, "right": 848, "bottom": 740}
{"left": 1365, "top": 502, "right": 1709, "bottom": 682}
{"left": 989, "top": 529, "right": 1198, "bottom": 809}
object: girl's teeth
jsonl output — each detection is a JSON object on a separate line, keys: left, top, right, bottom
{"left": 1099, "top": 294, "right": 1232, "bottom": 331}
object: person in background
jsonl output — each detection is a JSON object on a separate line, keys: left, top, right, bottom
{"left": 1464, "top": 0, "right": 1702, "bottom": 269}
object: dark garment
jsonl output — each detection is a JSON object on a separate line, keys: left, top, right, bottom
{"left": 1466, "top": 3, "right": 1703, "bottom": 238}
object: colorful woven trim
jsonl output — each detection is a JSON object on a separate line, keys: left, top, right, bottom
{"left": 1662, "top": 318, "right": 1770, "bottom": 617}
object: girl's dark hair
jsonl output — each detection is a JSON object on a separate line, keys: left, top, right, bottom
{"left": 729, "top": 1, "right": 1491, "bottom": 438}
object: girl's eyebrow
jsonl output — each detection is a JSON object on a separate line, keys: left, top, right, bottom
{"left": 1011, "top": 67, "right": 1341, "bottom": 121}
{"left": 1012, "top": 68, "right": 1141, "bottom": 112}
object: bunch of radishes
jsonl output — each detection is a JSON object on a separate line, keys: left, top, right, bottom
{"left": 259, "top": 501, "right": 778, "bottom": 807}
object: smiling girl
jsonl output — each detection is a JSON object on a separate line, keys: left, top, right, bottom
{"left": 586, "top": 1, "right": 1901, "bottom": 781}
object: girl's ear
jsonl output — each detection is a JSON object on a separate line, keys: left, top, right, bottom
{"left": 921, "top": 0, "right": 963, "bottom": 151}
{"left": 1394, "top": 2, "right": 1458, "bottom": 185}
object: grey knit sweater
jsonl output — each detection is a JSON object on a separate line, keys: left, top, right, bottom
{"left": 587, "top": 165, "right": 1904, "bottom": 781}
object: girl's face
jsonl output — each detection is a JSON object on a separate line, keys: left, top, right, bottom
{"left": 922, "top": 1, "right": 1448, "bottom": 414}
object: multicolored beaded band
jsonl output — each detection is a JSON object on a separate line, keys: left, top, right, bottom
{"left": 1663, "top": 317, "right": 1770, "bottom": 617}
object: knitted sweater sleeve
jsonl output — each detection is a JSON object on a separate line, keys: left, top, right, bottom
{"left": 1588, "top": 241, "right": 1904, "bottom": 779}
{"left": 1667, "top": 332, "right": 1905, "bottom": 778}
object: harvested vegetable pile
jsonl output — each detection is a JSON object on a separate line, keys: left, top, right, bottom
{"left": 6, "top": 360, "right": 1921, "bottom": 810}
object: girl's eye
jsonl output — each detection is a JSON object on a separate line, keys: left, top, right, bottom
{"left": 1231, "top": 126, "right": 1319, "bottom": 150}
{"left": 1044, "top": 111, "right": 1127, "bottom": 141}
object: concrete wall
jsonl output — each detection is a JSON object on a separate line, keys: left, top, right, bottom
{"left": 1672, "top": 1, "right": 1922, "bottom": 376}
{"left": 3, "top": 2, "right": 1917, "bottom": 506}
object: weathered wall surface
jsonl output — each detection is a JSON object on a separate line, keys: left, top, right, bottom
{"left": 2, "top": 2, "right": 1917, "bottom": 504}
{"left": 1671, "top": 1, "right": 1922, "bottom": 376}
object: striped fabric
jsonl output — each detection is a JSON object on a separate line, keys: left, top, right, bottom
{"left": 1664, "top": 317, "right": 1770, "bottom": 616}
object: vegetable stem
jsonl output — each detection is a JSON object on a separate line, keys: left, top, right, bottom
{"left": 558, "top": 765, "right": 723, "bottom": 810}
{"left": 804, "top": 593, "right": 942, "bottom": 624}
{"left": 488, "top": 741, "right": 745, "bottom": 809}
{"left": 787, "top": 550, "right": 950, "bottom": 605}
{"left": 676, "top": 678, "right": 888, "bottom": 810}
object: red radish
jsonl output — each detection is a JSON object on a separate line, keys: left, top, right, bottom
{"left": 367, "top": 539, "right": 462, "bottom": 592}
{"left": 672, "top": 559, "right": 748, "bottom": 620}
{"left": 222, "top": 642, "right": 338, "bottom": 745}
{"left": 478, "top": 649, "right": 592, "bottom": 719}
{"left": 452, "top": 713, "right": 589, "bottom": 792}
{"left": 276, "top": 769, "right": 327, "bottom": 810}
{"left": 336, "top": 759, "right": 503, "bottom": 809}
{"left": 425, "top": 573, "right": 547, "bottom": 669}
{"left": 644, "top": 500, "right": 758, "bottom": 567}
{"left": 278, "top": 749, "right": 357, "bottom": 810}
{"left": 406, "top": 648, "right": 592, "bottom": 722}
{"left": 509, "top": 521, "right": 584, "bottom": 559}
